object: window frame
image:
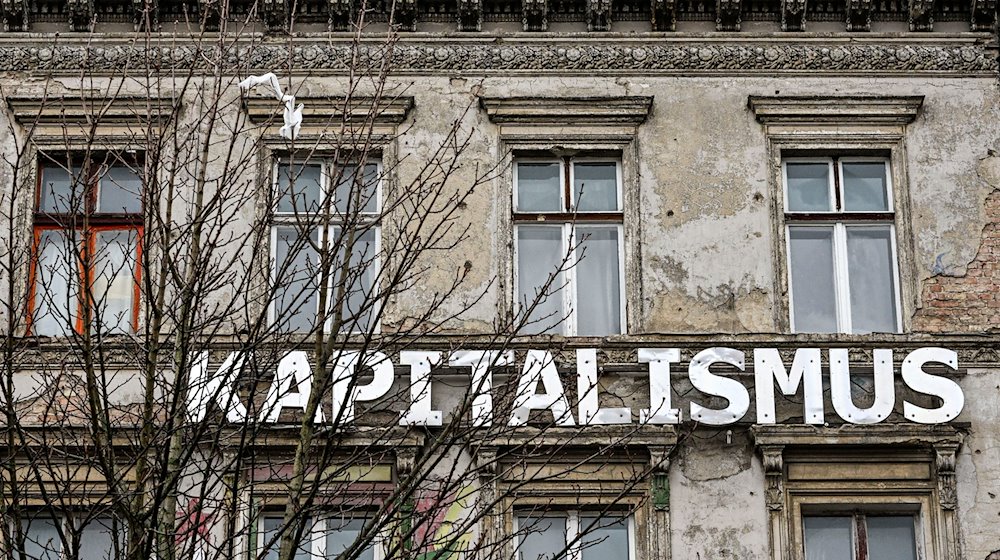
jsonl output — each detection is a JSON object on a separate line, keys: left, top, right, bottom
{"left": 27, "top": 153, "right": 144, "bottom": 336}
{"left": 511, "top": 155, "right": 627, "bottom": 336}
{"left": 267, "top": 156, "right": 383, "bottom": 335}
{"left": 753, "top": 425, "right": 962, "bottom": 560}
{"left": 800, "top": 509, "right": 924, "bottom": 560}
{"left": 256, "top": 511, "right": 385, "bottom": 560}
{"left": 7, "top": 512, "right": 127, "bottom": 560}
{"left": 781, "top": 155, "right": 904, "bottom": 334}
{"left": 513, "top": 509, "right": 637, "bottom": 560}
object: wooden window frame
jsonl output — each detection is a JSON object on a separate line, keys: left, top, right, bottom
{"left": 27, "top": 153, "right": 144, "bottom": 336}
{"left": 800, "top": 510, "right": 923, "bottom": 560}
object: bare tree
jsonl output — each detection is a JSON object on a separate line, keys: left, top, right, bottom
{"left": 0, "top": 5, "right": 677, "bottom": 560}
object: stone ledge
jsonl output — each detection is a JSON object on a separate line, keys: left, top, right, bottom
{"left": 748, "top": 95, "right": 925, "bottom": 125}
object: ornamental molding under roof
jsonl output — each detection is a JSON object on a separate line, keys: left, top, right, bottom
{"left": 0, "top": 36, "right": 994, "bottom": 76}
{"left": 1, "top": 0, "right": 996, "bottom": 33}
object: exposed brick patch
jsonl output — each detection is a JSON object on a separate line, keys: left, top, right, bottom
{"left": 913, "top": 190, "right": 1000, "bottom": 333}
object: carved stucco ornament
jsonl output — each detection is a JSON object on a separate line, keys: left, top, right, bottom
{"left": 0, "top": 42, "right": 993, "bottom": 75}
{"left": 522, "top": 0, "right": 547, "bottom": 31}
{"left": 845, "top": 0, "right": 872, "bottom": 31}
{"left": 651, "top": 0, "right": 676, "bottom": 30}
{"left": 935, "top": 443, "right": 959, "bottom": 510}
{"left": 648, "top": 445, "right": 673, "bottom": 511}
{"left": 1, "top": 0, "right": 28, "bottom": 31}
{"left": 909, "top": 0, "right": 935, "bottom": 31}
{"left": 133, "top": 0, "right": 158, "bottom": 31}
{"left": 67, "top": 0, "right": 94, "bottom": 32}
{"left": 716, "top": 0, "right": 741, "bottom": 31}
{"left": 761, "top": 445, "right": 785, "bottom": 511}
{"left": 781, "top": 0, "right": 806, "bottom": 31}
{"left": 587, "top": 0, "right": 611, "bottom": 31}
{"left": 457, "top": 0, "right": 482, "bottom": 31}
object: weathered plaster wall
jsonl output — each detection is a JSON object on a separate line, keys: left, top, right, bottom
{"left": 2, "top": 75, "right": 995, "bottom": 335}
{"left": 956, "top": 367, "right": 1000, "bottom": 559}
{"left": 670, "top": 432, "right": 769, "bottom": 560}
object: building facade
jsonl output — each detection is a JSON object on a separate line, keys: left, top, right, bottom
{"left": 0, "top": 2, "right": 998, "bottom": 560}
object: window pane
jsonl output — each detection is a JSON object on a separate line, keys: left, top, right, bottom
{"left": 263, "top": 516, "right": 313, "bottom": 560}
{"left": 277, "top": 163, "right": 322, "bottom": 214}
{"left": 93, "top": 230, "right": 138, "bottom": 334}
{"left": 517, "top": 515, "right": 567, "bottom": 560}
{"left": 574, "top": 227, "right": 621, "bottom": 336}
{"left": 22, "top": 517, "right": 61, "bottom": 560}
{"left": 573, "top": 162, "right": 618, "bottom": 211}
{"left": 274, "top": 226, "right": 320, "bottom": 332}
{"left": 39, "top": 165, "right": 84, "bottom": 213}
{"left": 786, "top": 163, "right": 832, "bottom": 212}
{"left": 842, "top": 162, "right": 889, "bottom": 212}
{"left": 98, "top": 165, "right": 143, "bottom": 213}
{"left": 80, "top": 517, "right": 125, "bottom": 560}
{"left": 334, "top": 163, "right": 379, "bottom": 215}
{"left": 803, "top": 517, "right": 853, "bottom": 560}
{"left": 33, "top": 230, "right": 78, "bottom": 336}
{"left": 325, "top": 517, "right": 373, "bottom": 560}
{"left": 846, "top": 227, "right": 898, "bottom": 334}
{"left": 788, "top": 227, "right": 838, "bottom": 333}
{"left": 516, "top": 226, "right": 565, "bottom": 334}
{"left": 516, "top": 162, "right": 562, "bottom": 212}
{"left": 331, "top": 227, "right": 378, "bottom": 333}
{"left": 580, "top": 514, "right": 629, "bottom": 560}
{"left": 866, "top": 516, "right": 917, "bottom": 560}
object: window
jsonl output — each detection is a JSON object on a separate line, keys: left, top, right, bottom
{"left": 29, "top": 154, "right": 143, "bottom": 336}
{"left": 259, "top": 513, "right": 377, "bottom": 560}
{"left": 14, "top": 515, "right": 124, "bottom": 560}
{"left": 270, "top": 158, "right": 380, "bottom": 333}
{"left": 782, "top": 157, "right": 902, "bottom": 334}
{"left": 513, "top": 157, "right": 624, "bottom": 336}
{"left": 804, "top": 514, "right": 918, "bottom": 560}
{"left": 753, "top": 426, "right": 961, "bottom": 560}
{"left": 515, "top": 511, "right": 633, "bottom": 560}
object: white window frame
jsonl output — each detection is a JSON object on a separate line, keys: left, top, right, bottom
{"left": 512, "top": 157, "right": 627, "bottom": 336}
{"left": 782, "top": 156, "right": 903, "bottom": 334}
{"left": 257, "top": 513, "right": 385, "bottom": 560}
{"left": 513, "top": 510, "right": 636, "bottom": 560}
{"left": 268, "top": 157, "right": 382, "bottom": 334}
{"left": 9, "top": 514, "right": 126, "bottom": 560}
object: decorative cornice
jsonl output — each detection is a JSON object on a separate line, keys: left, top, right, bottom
{"left": 751, "top": 423, "right": 965, "bottom": 447}
{"left": 0, "top": 37, "right": 992, "bottom": 76}
{"left": 480, "top": 96, "right": 653, "bottom": 126}
{"left": 6, "top": 95, "right": 176, "bottom": 138}
{"left": 748, "top": 95, "right": 925, "bottom": 125}
{"left": 243, "top": 95, "right": 414, "bottom": 130}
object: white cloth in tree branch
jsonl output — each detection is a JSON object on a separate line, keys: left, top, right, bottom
{"left": 238, "top": 73, "right": 303, "bottom": 140}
